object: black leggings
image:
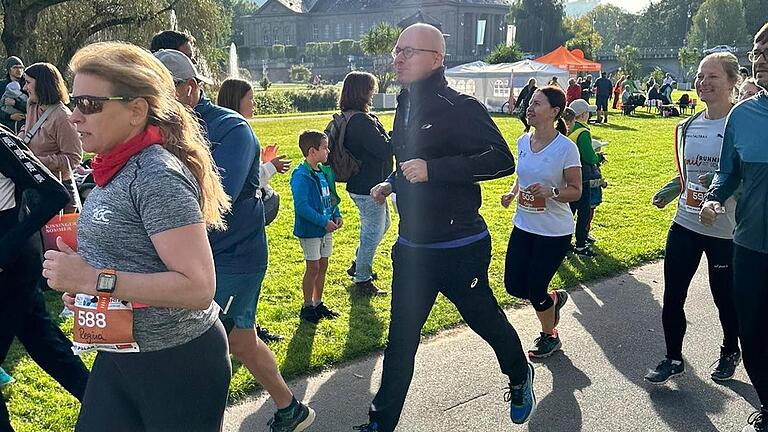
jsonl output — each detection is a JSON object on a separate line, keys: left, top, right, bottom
{"left": 662, "top": 223, "right": 739, "bottom": 361}
{"left": 75, "top": 321, "right": 231, "bottom": 432}
{"left": 733, "top": 245, "right": 768, "bottom": 409}
{"left": 504, "top": 227, "right": 571, "bottom": 312}
{"left": 0, "top": 249, "right": 89, "bottom": 432}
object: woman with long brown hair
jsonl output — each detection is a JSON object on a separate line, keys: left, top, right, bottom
{"left": 22, "top": 62, "right": 82, "bottom": 211}
{"left": 42, "top": 42, "right": 232, "bottom": 431}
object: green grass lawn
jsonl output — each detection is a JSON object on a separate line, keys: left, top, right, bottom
{"left": 4, "top": 102, "right": 693, "bottom": 431}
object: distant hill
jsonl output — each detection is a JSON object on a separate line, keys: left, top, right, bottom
{"left": 565, "top": 0, "right": 601, "bottom": 17}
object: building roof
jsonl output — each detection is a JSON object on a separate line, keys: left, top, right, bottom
{"left": 312, "top": 0, "right": 510, "bottom": 14}
{"left": 398, "top": 10, "right": 443, "bottom": 30}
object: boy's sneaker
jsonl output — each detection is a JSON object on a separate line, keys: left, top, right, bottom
{"left": 505, "top": 362, "right": 537, "bottom": 424}
{"left": 267, "top": 402, "right": 316, "bottom": 432}
{"left": 300, "top": 306, "right": 321, "bottom": 324}
{"left": 644, "top": 358, "right": 684, "bottom": 385}
{"left": 573, "top": 245, "right": 598, "bottom": 257}
{"left": 0, "top": 368, "right": 14, "bottom": 387}
{"left": 257, "top": 326, "right": 284, "bottom": 344}
{"left": 355, "top": 279, "right": 388, "bottom": 296}
{"left": 347, "top": 261, "right": 377, "bottom": 280}
{"left": 552, "top": 290, "right": 569, "bottom": 329}
{"left": 711, "top": 350, "right": 740, "bottom": 382}
{"left": 528, "top": 332, "right": 562, "bottom": 358}
{"left": 353, "top": 422, "right": 380, "bottom": 431}
{"left": 586, "top": 233, "right": 597, "bottom": 244}
{"left": 743, "top": 411, "right": 767, "bottom": 432}
{"left": 315, "top": 302, "right": 340, "bottom": 319}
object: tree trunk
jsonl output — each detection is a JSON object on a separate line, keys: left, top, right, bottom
{"left": 1, "top": 0, "right": 68, "bottom": 60}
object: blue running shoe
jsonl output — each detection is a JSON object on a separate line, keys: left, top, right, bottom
{"left": 506, "top": 362, "right": 536, "bottom": 424}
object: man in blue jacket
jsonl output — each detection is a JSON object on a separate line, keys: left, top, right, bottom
{"left": 155, "top": 50, "right": 315, "bottom": 432}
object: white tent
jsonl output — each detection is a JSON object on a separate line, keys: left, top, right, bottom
{"left": 445, "top": 60, "right": 569, "bottom": 112}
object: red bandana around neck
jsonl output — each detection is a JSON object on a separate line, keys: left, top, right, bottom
{"left": 91, "top": 125, "right": 164, "bottom": 187}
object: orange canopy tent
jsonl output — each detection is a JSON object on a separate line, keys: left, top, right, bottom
{"left": 535, "top": 46, "right": 601, "bottom": 74}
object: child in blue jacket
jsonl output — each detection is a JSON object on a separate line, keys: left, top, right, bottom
{"left": 290, "top": 130, "right": 342, "bottom": 324}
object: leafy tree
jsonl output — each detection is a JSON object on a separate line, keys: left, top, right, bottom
{"left": 687, "top": 0, "right": 749, "bottom": 50}
{"left": 585, "top": 4, "right": 634, "bottom": 52}
{"left": 743, "top": 0, "right": 768, "bottom": 36}
{"left": 1, "top": 0, "right": 230, "bottom": 75}
{"left": 615, "top": 45, "right": 641, "bottom": 78}
{"left": 631, "top": 0, "right": 703, "bottom": 47}
{"left": 678, "top": 46, "right": 701, "bottom": 81}
{"left": 360, "top": 22, "right": 401, "bottom": 93}
{"left": 485, "top": 43, "right": 523, "bottom": 64}
{"left": 562, "top": 15, "right": 602, "bottom": 58}
{"left": 509, "top": 0, "right": 566, "bottom": 53}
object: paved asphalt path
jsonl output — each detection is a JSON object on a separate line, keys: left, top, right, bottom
{"left": 224, "top": 260, "right": 759, "bottom": 432}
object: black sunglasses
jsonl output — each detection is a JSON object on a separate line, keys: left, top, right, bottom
{"left": 69, "top": 95, "right": 137, "bottom": 115}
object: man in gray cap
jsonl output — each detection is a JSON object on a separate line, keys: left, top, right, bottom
{"left": 154, "top": 49, "right": 316, "bottom": 432}
{"left": 0, "top": 56, "right": 26, "bottom": 132}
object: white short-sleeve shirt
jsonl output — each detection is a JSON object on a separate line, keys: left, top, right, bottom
{"left": 513, "top": 132, "right": 582, "bottom": 237}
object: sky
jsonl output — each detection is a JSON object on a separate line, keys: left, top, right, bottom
{"left": 603, "top": 0, "right": 653, "bottom": 13}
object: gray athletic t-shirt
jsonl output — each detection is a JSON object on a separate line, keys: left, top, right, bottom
{"left": 77, "top": 145, "right": 219, "bottom": 352}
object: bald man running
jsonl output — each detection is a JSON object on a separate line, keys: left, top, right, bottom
{"left": 353, "top": 24, "right": 536, "bottom": 432}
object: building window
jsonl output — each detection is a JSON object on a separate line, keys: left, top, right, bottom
{"left": 263, "top": 31, "right": 270, "bottom": 46}
{"left": 493, "top": 79, "right": 510, "bottom": 97}
{"left": 324, "top": 24, "right": 330, "bottom": 39}
{"left": 273, "top": 29, "right": 279, "bottom": 44}
{"left": 359, "top": 21, "right": 365, "bottom": 36}
{"left": 347, "top": 22, "right": 353, "bottom": 38}
{"left": 285, "top": 27, "right": 291, "bottom": 45}
{"left": 313, "top": 24, "right": 320, "bottom": 41}
{"left": 336, "top": 23, "right": 342, "bottom": 39}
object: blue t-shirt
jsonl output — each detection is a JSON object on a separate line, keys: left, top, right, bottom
{"left": 594, "top": 77, "right": 613, "bottom": 98}
{"left": 313, "top": 168, "right": 333, "bottom": 218}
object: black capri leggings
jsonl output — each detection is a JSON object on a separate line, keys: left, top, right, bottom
{"left": 504, "top": 227, "right": 572, "bottom": 311}
{"left": 75, "top": 320, "right": 231, "bottom": 432}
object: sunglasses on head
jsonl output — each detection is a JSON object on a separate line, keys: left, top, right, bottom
{"left": 69, "top": 95, "right": 137, "bottom": 115}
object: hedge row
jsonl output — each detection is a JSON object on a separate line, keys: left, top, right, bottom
{"left": 253, "top": 87, "right": 340, "bottom": 115}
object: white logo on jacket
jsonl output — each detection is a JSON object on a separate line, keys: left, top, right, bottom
{"left": 92, "top": 207, "right": 113, "bottom": 224}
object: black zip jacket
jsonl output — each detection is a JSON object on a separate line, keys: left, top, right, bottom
{"left": 344, "top": 113, "right": 393, "bottom": 195}
{"left": 390, "top": 67, "right": 515, "bottom": 243}
{"left": 0, "top": 126, "right": 68, "bottom": 272}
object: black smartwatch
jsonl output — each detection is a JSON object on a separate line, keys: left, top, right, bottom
{"left": 96, "top": 269, "right": 117, "bottom": 294}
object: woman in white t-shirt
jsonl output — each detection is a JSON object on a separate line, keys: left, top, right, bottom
{"left": 646, "top": 52, "right": 742, "bottom": 385}
{"left": 501, "top": 86, "right": 583, "bottom": 359}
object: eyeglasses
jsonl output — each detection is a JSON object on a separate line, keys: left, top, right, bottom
{"left": 69, "top": 95, "right": 137, "bottom": 115}
{"left": 748, "top": 49, "right": 768, "bottom": 63}
{"left": 391, "top": 46, "right": 440, "bottom": 59}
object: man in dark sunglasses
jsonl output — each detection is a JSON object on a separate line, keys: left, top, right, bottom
{"left": 700, "top": 21, "right": 768, "bottom": 432}
{"left": 356, "top": 23, "right": 533, "bottom": 432}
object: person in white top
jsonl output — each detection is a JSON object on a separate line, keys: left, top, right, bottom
{"left": 646, "top": 52, "right": 742, "bottom": 386}
{"left": 501, "top": 86, "right": 582, "bottom": 359}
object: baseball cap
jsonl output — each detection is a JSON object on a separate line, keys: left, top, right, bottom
{"left": 153, "top": 49, "right": 213, "bottom": 85}
{"left": 569, "top": 99, "right": 597, "bottom": 116}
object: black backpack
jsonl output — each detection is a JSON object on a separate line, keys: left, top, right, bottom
{"left": 324, "top": 110, "right": 363, "bottom": 182}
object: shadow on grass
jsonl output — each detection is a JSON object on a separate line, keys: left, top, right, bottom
{"left": 590, "top": 122, "right": 637, "bottom": 132}
{"left": 238, "top": 284, "right": 387, "bottom": 430}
